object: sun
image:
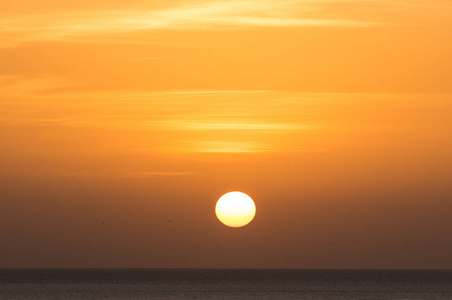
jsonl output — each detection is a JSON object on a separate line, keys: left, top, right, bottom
{"left": 215, "top": 191, "right": 256, "bottom": 228}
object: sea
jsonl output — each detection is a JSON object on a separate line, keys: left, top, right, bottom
{"left": 0, "top": 269, "right": 451, "bottom": 299}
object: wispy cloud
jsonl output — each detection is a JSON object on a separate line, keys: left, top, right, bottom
{"left": 0, "top": 0, "right": 375, "bottom": 47}
{"left": 3, "top": 76, "right": 450, "bottom": 154}
{"left": 2, "top": 0, "right": 450, "bottom": 47}
{"left": 0, "top": 76, "right": 315, "bottom": 153}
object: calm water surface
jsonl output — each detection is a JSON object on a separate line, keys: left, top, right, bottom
{"left": 0, "top": 269, "right": 451, "bottom": 299}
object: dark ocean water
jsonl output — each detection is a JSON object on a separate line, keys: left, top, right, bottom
{"left": 0, "top": 269, "right": 451, "bottom": 299}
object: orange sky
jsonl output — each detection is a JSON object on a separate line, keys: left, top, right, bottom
{"left": 1, "top": 0, "right": 451, "bottom": 268}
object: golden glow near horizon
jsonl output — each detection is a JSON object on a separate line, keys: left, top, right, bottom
{"left": 215, "top": 192, "right": 256, "bottom": 227}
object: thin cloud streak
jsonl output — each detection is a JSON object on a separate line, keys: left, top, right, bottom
{"left": 0, "top": 0, "right": 375, "bottom": 47}
{"left": 157, "top": 120, "right": 311, "bottom": 131}
{"left": 0, "top": 83, "right": 311, "bottom": 133}
{"left": 121, "top": 171, "right": 196, "bottom": 177}
{"left": 3, "top": 76, "right": 451, "bottom": 154}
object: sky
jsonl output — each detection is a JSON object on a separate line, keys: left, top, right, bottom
{"left": 1, "top": 0, "right": 451, "bottom": 269}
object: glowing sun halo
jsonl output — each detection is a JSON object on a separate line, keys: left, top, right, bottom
{"left": 215, "top": 191, "right": 256, "bottom": 228}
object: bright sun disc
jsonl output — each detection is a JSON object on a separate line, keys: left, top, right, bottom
{"left": 215, "top": 191, "right": 256, "bottom": 228}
